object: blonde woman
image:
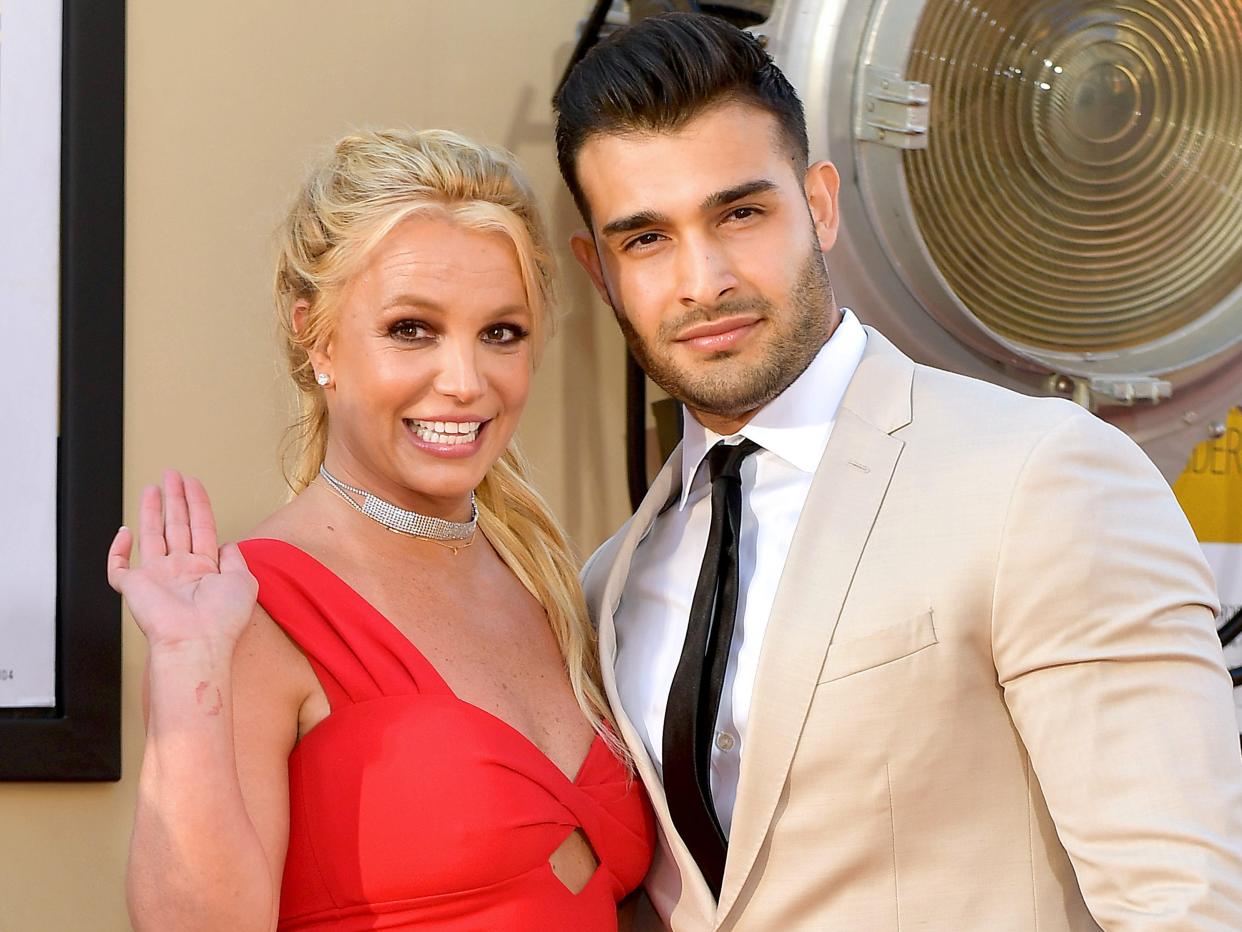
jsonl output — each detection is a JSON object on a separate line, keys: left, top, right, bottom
{"left": 108, "top": 130, "right": 654, "bottom": 931}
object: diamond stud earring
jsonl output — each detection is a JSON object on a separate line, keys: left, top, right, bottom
{"left": 316, "top": 372, "right": 331, "bottom": 387}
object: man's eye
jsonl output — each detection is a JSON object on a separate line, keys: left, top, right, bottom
{"left": 483, "top": 324, "right": 529, "bottom": 345}
{"left": 728, "top": 206, "right": 761, "bottom": 221}
{"left": 624, "top": 232, "right": 664, "bottom": 251}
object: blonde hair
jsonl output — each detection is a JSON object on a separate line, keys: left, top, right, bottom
{"left": 274, "top": 128, "right": 619, "bottom": 751}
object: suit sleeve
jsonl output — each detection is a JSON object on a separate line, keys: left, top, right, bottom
{"left": 992, "top": 410, "right": 1242, "bottom": 930}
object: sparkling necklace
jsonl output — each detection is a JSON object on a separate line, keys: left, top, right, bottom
{"left": 318, "top": 464, "right": 478, "bottom": 554}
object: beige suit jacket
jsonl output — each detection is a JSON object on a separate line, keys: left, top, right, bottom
{"left": 585, "top": 328, "right": 1242, "bottom": 931}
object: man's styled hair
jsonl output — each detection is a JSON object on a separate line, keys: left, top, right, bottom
{"left": 553, "top": 12, "right": 810, "bottom": 221}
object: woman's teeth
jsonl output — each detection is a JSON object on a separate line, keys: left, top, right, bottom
{"left": 409, "top": 419, "right": 482, "bottom": 445}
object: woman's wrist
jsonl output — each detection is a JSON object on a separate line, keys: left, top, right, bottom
{"left": 146, "top": 636, "right": 238, "bottom": 673}
{"left": 144, "top": 640, "right": 238, "bottom": 744}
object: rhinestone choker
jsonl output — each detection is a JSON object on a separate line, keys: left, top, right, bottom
{"left": 318, "top": 464, "right": 478, "bottom": 549}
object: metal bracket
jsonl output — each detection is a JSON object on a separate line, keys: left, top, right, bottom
{"left": 1088, "top": 375, "right": 1173, "bottom": 406}
{"left": 857, "top": 66, "right": 931, "bottom": 150}
{"left": 1047, "top": 373, "right": 1173, "bottom": 409}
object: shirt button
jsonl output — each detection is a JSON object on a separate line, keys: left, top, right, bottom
{"left": 715, "top": 731, "right": 736, "bottom": 752}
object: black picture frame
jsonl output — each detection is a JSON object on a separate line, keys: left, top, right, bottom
{"left": 0, "top": 1, "right": 125, "bottom": 781}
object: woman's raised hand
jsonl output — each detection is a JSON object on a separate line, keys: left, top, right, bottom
{"left": 107, "top": 470, "right": 258, "bottom": 652}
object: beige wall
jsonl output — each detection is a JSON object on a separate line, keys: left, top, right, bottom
{"left": 0, "top": 3, "right": 633, "bottom": 929}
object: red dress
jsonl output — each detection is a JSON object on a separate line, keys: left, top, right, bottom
{"left": 238, "top": 539, "right": 655, "bottom": 931}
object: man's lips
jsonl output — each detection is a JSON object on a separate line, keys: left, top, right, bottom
{"left": 675, "top": 316, "right": 762, "bottom": 352}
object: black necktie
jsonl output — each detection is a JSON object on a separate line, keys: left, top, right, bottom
{"left": 662, "top": 438, "right": 760, "bottom": 899}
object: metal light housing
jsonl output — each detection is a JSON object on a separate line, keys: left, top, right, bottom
{"left": 755, "top": 0, "right": 1242, "bottom": 479}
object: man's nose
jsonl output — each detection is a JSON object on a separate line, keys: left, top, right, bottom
{"left": 677, "top": 237, "right": 738, "bottom": 309}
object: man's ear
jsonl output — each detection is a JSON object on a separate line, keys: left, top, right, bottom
{"left": 804, "top": 160, "right": 841, "bottom": 253}
{"left": 570, "top": 229, "right": 614, "bottom": 307}
{"left": 292, "top": 300, "right": 333, "bottom": 381}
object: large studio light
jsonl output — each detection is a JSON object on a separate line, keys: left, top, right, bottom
{"left": 752, "top": 0, "right": 1242, "bottom": 480}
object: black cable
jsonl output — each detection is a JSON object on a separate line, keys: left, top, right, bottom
{"left": 1216, "top": 607, "right": 1241, "bottom": 691}
{"left": 559, "top": 1, "right": 706, "bottom": 511}
{"left": 554, "top": 1, "right": 650, "bottom": 511}
{"left": 626, "top": 353, "right": 649, "bottom": 511}
{"left": 556, "top": 0, "right": 616, "bottom": 96}
{"left": 1218, "top": 605, "right": 1242, "bottom": 648}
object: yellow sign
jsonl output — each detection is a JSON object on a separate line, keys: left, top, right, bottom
{"left": 1174, "top": 406, "right": 1242, "bottom": 544}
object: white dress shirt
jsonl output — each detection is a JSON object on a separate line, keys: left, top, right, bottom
{"left": 613, "top": 310, "right": 867, "bottom": 836}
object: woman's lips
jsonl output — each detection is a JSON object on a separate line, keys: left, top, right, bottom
{"left": 404, "top": 418, "right": 487, "bottom": 459}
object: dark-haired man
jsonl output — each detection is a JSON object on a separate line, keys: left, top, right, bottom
{"left": 556, "top": 12, "right": 1242, "bottom": 931}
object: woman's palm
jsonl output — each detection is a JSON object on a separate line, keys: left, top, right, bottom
{"left": 108, "top": 472, "right": 257, "bottom": 650}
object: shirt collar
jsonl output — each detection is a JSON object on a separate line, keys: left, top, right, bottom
{"left": 678, "top": 308, "right": 867, "bottom": 509}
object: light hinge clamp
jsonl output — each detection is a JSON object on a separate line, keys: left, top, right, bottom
{"left": 857, "top": 66, "right": 932, "bottom": 150}
{"left": 1088, "top": 375, "right": 1173, "bottom": 406}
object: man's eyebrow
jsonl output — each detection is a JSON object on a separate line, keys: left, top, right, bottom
{"left": 597, "top": 180, "right": 779, "bottom": 239}
{"left": 701, "top": 179, "right": 779, "bottom": 211}
{"left": 600, "top": 209, "right": 669, "bottom": 239}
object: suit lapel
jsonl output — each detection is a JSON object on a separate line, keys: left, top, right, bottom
{"left": 596, "top": 444, "right": 683, "bottom": 677}
{"left": 593, "top": 449, "right": 679, "bottom": 827}
{"left": 716, "top": 328, "right": 914, "bottom": 922}
{"left": 596, "top": 445, "right": 722, "bottom": 924}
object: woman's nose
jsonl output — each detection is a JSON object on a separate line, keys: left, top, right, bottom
{"left": 433, "top": 339, "right": 485, "bottom": 404}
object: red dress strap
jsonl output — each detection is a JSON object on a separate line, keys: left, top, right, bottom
{"left": 237, "top": 538, "right": 452, "bottom": 710}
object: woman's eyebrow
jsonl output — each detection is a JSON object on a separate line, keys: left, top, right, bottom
{"left": 382, "top": 292, "right": 438, "bottom": 311}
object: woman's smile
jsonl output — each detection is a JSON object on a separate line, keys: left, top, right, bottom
{"left": 404, "top": 417, "right": 489, "bottom": 458}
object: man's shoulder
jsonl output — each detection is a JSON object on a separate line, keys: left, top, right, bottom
{"left": 895, "top": 356, "right": 1159, "bottom": 490}
{"left": 906, "top": 357, "right": 1097, "bottom": 440}
{"left": 854, "top": 324, "right": 1090, "bottom": 440}
{"left": 580, "top": 518, "right": 638, "bottom": 616}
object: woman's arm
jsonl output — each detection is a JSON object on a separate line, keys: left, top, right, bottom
{"left": 111, "top": 472, "right": 298, "bottom": 932}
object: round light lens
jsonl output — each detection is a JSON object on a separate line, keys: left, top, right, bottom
{"left": 904, "top": 0, "right": 1242, "bottom": 352}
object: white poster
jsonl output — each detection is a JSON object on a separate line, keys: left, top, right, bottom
{"left": 0, "top": 0, "right": 62, "bottom": 707}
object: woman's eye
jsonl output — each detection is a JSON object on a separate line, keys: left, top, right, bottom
{"left": 482, "top": 324, "right": 529, "bottom": 345}
{"left": 390, "top": 319, "right": 431, "bottom": 341}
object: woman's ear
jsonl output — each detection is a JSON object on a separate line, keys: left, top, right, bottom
{"left": 293, "top": 300, "right": 333, "bottom": 386}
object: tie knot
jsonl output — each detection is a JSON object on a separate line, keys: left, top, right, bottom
{"left": 707, "top": 438, "right": 760, "bottom": 484}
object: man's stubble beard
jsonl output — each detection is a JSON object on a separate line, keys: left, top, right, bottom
{"left": 613, "top": 246, "right": 836, "bottom": 420}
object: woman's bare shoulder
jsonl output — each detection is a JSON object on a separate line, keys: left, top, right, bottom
{"left": 231, "top": 490, "right": 337, "bottom": 738}
{"left": 242, "top": 489, "right": 315, "bottom": 544}
{"left": 233, "top": 602, "right": 314, "bottom": 716}
{"left": 239, "top": 486, "right": 343, "bottom": 562}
